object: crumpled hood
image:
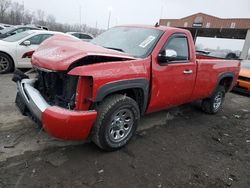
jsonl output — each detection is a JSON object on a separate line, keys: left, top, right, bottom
{"left": 32, "top": 34, "right": 135, "bottom": 71}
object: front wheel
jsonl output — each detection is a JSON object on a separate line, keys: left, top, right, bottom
{"left": 91, "top": 94, "right": 140, "bottom": 151}
{"left": 201, "top": 86, "right": 226, "bottom": 114}
{"left": 0, "top": 52, "right": 14, "bottom": 74}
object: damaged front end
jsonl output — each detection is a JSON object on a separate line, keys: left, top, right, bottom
{"left": 13, "top": 69, "right": 97, "bottom": 140}
{"left": 12, "top": 34, "right": 138, "bottom": 141}
{"left": 35, "top": 69, "right": 78, "bottom": 110}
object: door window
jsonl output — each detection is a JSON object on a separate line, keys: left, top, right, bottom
{"left": 162, "top": 35, "right": 189, "bottom": 62}
{"left": 79, "top": 34, "right": 93, "bottom": 39}
{"left": 72, "top": 33, "right": 80, "bottom": 38}
{"left": 26, "top": 34, "right": 53, "bottom": 45}
{"left": 10, "top": 28, "right": 25, "bottom": 35}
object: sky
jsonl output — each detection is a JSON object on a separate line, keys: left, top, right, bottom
{"left": 15, "top": 0, "right": 250, "bottom": 51}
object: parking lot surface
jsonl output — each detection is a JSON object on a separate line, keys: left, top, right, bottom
{"left": 0, "top": 73, "right": 250, "bottom": 188}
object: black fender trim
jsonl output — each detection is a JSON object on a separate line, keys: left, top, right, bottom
{"left": 94, "top": 78, "right": 149, "bottom": 113}
{"left": 212, "top": 72, "right": 234, "bottom": 95}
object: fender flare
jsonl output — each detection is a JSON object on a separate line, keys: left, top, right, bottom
{"left": 212, "top": 72, "right": 234, "bottom": 95}
{"left": 94, "top": 78, "right": 149, "bottom": 113}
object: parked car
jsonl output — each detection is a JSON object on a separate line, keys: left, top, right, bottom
{"left": 208, "top": 51, "right": 238, "bottom": 59}
{"left": 196, "top": 50, "right": 210, "bottom": 55}
{"left": 13, "top": 25, "right": 240, "bottom": 151}
{"left": 233, "top": 60, "right": 250, "bottom": 94}
{"left": 67, "top": 32, "right": 93, "bottom": 41}
{"left": 36, "top": 26, "right": 49, "bottom": 30}
{"left": 0, "top": 25, "right": 41, "bottom": 39}
{"left": 0, "top": 30, "right": 64, "bottom": 73}
{"left": 26, "top": 24, "right": 49, "bottom": 31}
{"left": 0, "top": 23, "right": 12, "bottom": 30}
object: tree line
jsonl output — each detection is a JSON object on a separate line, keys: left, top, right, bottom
{"left": 0, "top": 0, "right": 104, "bottom": 36}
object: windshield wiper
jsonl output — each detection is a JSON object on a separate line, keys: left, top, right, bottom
{"left": 104, "top": 46, "right": 124, "bottom": 52}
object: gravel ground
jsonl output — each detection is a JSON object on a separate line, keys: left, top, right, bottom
{"left": 0, "top": 73, "right": 249, "bottom": 188}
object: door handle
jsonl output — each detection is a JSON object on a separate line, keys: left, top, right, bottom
{"left": 183, "top": 70, "right": 193, "bottom": 74}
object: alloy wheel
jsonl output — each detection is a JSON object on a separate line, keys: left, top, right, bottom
{"left": 108, "top": 108, "right": 134, "bottom": 143}
{"left": 0, "top": 56, "right": 9, "bottom": 73}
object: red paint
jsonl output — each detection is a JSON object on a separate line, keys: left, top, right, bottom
{"left": 191, "top": 59, "right": 240, "bottom": 100}
{"left": 31, "top": 34, "right": 135, "bottom": 71}
{"left": 42, "top": 106, "right": 97, "bottom": 140}
{"left": 68, "top": 58, "right": 151, "bottom": 100}
{"left": 196, "top": 54, "right": 223, "bottom": 59}
{"left": 33, "top": 25, "right": 240, "bottom": 141}
{"left": 75, "top": 76, "right": 93, "bottom": 110}
{"left": 147, "top": 28, "right": 197, "bottom": 112}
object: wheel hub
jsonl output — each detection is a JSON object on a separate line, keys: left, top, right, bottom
{"left": 108, "top": 109, "right": 134, "bottom": 142}
{"left": 213, "top": 92, "right": 223, "bottom": 111}
{"left": 0, "top": 56, "right": 9, "bottom": 73}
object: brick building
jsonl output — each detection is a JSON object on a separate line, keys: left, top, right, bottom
{"left": 159, "top": 13, "right": 250, "bottom": 59}
{"left": 160, "top": 12, "right": 250, "bottom": 30}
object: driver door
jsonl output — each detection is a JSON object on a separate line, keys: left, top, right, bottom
{"left": 148, "top": 33, "right": 196, "bottom": 113}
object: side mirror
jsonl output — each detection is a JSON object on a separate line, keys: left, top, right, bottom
{"left": 158, "top": 49, "right": 177, "bottom": 63}
{"left": 22, "top": 40, "right": 31, "bottom": 46}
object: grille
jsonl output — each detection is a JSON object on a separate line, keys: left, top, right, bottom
{"left": 35, "top": 70, "right": 78, "bottom": 109}
{"left": 238, "top": 76, "right": 250, "bottom": 82}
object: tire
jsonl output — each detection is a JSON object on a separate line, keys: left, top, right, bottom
{"left": 92, "top": 94, "right": 140, "bottom": 151}
{"left": 201, "top": 86, "right": 226, "bottom": 114}
{"left": 0, "top": 52, "right": 14, "bottom": 74}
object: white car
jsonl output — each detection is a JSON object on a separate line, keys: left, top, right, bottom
{"left": 0, "top": 23, "right": 12, "bottom": 30}
{"left": 0, "top": 30, "right": 64, "bottom": 73}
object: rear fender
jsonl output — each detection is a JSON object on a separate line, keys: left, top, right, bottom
{"left": 212, "top": 72, "right": 234, "bottom": 95}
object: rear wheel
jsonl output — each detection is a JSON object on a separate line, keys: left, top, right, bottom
{"left": 202, "top": 86, "right": 225, "bottom": 114}
{"left": 0, "top": 52, "right": 14, "bottom": 74}
{"left": 92, "top": 94, "right": 140, "bottom": 151}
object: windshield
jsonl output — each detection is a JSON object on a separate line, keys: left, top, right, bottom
{"left": 2, "top": 31, "right": 34, "bottom": 42}
{"left": 91, "top": 27, "right": 163, "bottom": 58}
{"left": 241, "top": 61, "right": 250, "bottom": 69}
{"left": 0, "top": 26, "right": 15, "bottom": 34}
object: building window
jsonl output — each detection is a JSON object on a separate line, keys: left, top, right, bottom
{"left": 206, "top": 22, "right": 210, "bottom": 28}
{"left": 230, "top": 22, "right": 236, "bottom": 28}
{"left": 184, "top": 22, "right": 188, "bottom": 27}
{"left": 167, "top": 22, "right": 171, "bottom": 26}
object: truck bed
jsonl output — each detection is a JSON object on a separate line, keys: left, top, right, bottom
{"left": 192, "top": 56, "right": 240, "bottom": 100}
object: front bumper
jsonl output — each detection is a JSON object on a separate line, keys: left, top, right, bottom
{"left": 16, "top": 78, "right": 97, "bottom": 140}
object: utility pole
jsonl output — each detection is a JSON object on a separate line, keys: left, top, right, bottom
{"left": 79, "top": 5, "right": 82, "bottom": 31}
{"left": 160, "top": 0, "right": 164, "bottom": 20}
{"left": 22, "top": 1, "right": 25, "bottom": 25}
{"left": 107, "top": 7, "right": 112, "bottom": 30}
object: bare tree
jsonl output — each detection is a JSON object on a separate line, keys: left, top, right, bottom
{"left": 36, "top": 9, "right": 45, "bottom": 25}
{"left": 8, "top": 2, "right": 23, "bottom": 25}
{"left": 46, "top": 14, "right": 56, "bottom": 29}
{"left": 0, "top": 0, "right": 104, "bottom": 36}
{"left": 23, "top": 10, "right": 33, "bottom": 25}
{"left": 0, "top": 0, "right": 11, "bottom": 22}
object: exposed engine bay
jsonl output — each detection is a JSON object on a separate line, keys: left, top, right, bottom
{"left": 34, "top": 70, "right": 78, "bottom": 110}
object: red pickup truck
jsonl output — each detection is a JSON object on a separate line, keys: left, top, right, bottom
{"left": 13, "top": 25, "right": 240, "bottom": 151}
